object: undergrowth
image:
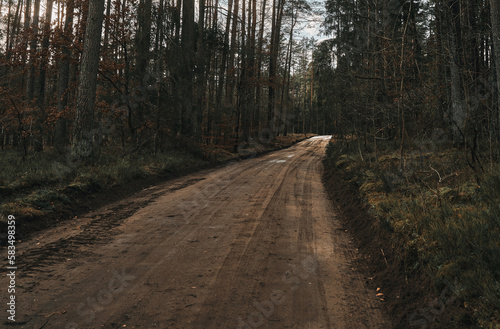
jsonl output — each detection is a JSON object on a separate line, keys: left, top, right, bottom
{"left": 324, "top": 139, "right": 500, "bottom": 328}
{"left": 0, "top": 148, "right": 208, "bottom": 221}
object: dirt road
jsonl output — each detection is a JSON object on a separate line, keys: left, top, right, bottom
{"left": 2, "top": 136, "right": 389, "bottom": 329}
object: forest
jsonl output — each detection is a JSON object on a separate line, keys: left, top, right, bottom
{"left": 0, "top": 0, "right": 320, "bottom": 157}
{"left": 0, "top": 0, "right": 499, "bottom": 159}
{"left": 318, "top": 0, "right": 500, "bottom": 327}
{"left": 1, "top": 0, "right": 500, "bottom": 326}
{"left": 319, "top": 0, "right": 500, "bottom": 165}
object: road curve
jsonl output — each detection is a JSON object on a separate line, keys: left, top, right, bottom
{"left": 2, "top": 136, "right": 389, "bottom": 328}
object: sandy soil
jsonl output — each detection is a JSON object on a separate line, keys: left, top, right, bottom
{"left": 1, "top": 136, "right": 390, "bottom": 329}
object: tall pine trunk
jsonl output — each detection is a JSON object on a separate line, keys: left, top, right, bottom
{"left": 447, "top": 0, "right": 466, "bottom": 145}
{"left": 179, "top": 0, "right": 196, "bottom": 137}
{"left": 26, "top": 0, "right": 40, "bottom": 102}
{"left": 254, "top": 0, "right": 266, "bottom": 132}
{"left": 490, "top": 0, "right": 500, "bottom": 142}
{"left": 267, "top": 0, "right": 284, "bottom": 133}
{"left": 55, "top": 0, "right": 75, "bottom": 150}
{"left": 136, "top": 0, "right": 152, "bottom": 76}
{"left": 32, "top": 0, "right": 54, "bottom": 152}
{"left": 72, "top": 0, "right": 105, "bottom": 160}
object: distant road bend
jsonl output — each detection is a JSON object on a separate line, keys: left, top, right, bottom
{"left": 3, "top": 136, "right": 390, "bottom": 328}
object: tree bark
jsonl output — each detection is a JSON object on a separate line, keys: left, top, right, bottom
{"left": 179, "top": 0, "right": 196, "bottom": 136}
{"left": 72, "top": 0, "right": 105, "bottom": 160}
{"left": 254, "top": 0, "right": 266, "bottom": 131}
{"left": 267, "top": 0, "right": 285, "bottom": 132}
{"left": 37, "top": 0, "right": 53, "bottom": 103}
{"left": 20, "top": 0, "right": 31, "bottom": 90}
{"left": 55, "top": 0, "right": 75, "bottom": 150}
{"left": 215, "top": 0, "right": 233, "bottom": 110}
{"left": 32, "top": 0, "right": 54, "bottom": 152}
{"left": 226, "top": 0, "right": 240, "bottom": 106}
{"left": 136, "top": 0, "right": 152, "bottom": 76}
{"left": 26, "top": 0, "right": 40, "bottom": 102}
{"left": 103, "top": 0, "right": 112, "bottom": 51}
{"left": 490, "top": 0, "right": 500, "bottom": 138}
{"left": 196, "top": 0, "right": 207, "bottom": 140}
{"left": 447, "top": 0, "right": 466, "bottom": 145}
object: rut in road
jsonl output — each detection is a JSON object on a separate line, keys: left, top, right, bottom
{"left": 2, "top": 136, "right": 390, "bottom": 329}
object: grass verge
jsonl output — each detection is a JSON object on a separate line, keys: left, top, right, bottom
{"left": 323, "top": 138, "right": 500, "bottom": 329}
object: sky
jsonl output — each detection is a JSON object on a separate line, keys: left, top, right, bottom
{"left": 0, "top": 0, "right": 330, "bottom": 50}
{"left": 299, "top": 13, "right": 325, "bottom": 40}
{"left": 295, "top": 1, "right": 328, "bottom": 42}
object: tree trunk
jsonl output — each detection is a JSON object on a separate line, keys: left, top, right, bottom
{"left": 37, "top": 0, "right": 53, "bottom": 103}
{"left": 136, "top": 0, "right": 152, "bottom": 76}
{"left": 254, "top": 0, "right": 266, "bottom": 131}
{"left": 215, "top": 0, "right": 233, "bottom": 110}
{"left": 280, "top": 2, "right": 296, "bottom": 137}
{"left": 8, "top": 0, "right": 22, "bottom": 59}
{"left": 55, "top": 0, "right": 75, "bottom": 150}
{"left": 72, "top": 0, "right": 105, "bottom": 160}
{"left": 20, "top": 0, "right": 31, "bottom": 90}
{"left": 267, "top": 0, "right": 284, "bottom": 132}
{"left": 179, "top": 0, "right": 196, "bottom": 136}
{"left": 447, "top": 0, "right": 466, "bottom": 145}
{"left": 4, "top": 0, "right": 12, "bottom": 77}
{"left": 490, "top": 0, "right": 500, "bottom": 139}
{"left": 196, "top": 0, "right": 207, "bottom": 140}
{"left": 32, "top": 0, "right": 54, "bottom": 152}
{"left": 103, "top": 0, "right": 112, "bottom": 51}
{"left": 236, "top": 0, "right": 249, "bottom": 146}
{"left": 226, "top": 0, "right": 240, "bottom": 106}
{"left": 26, "top": 0, "right": 40, "bottom": 102}
{"left": 154, "top": 0, "right": 165, "bottom": 152}
{"left": 246, "top": 0, "right": 257, "bottom": 135}
{"left": 3, "top": 0, "right": 22, "bottom": 91}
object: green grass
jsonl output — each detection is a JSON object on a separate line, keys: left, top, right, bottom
{"left": 324, "top": 140, "right": 500, "bottom": 327}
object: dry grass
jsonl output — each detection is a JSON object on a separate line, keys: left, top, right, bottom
{"left": 324, "top": 139, "right": 500, "bottom": 327}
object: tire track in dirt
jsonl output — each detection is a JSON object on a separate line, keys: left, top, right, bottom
{"left": 1, "top": 136, "right": 390, "bottom": 329}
